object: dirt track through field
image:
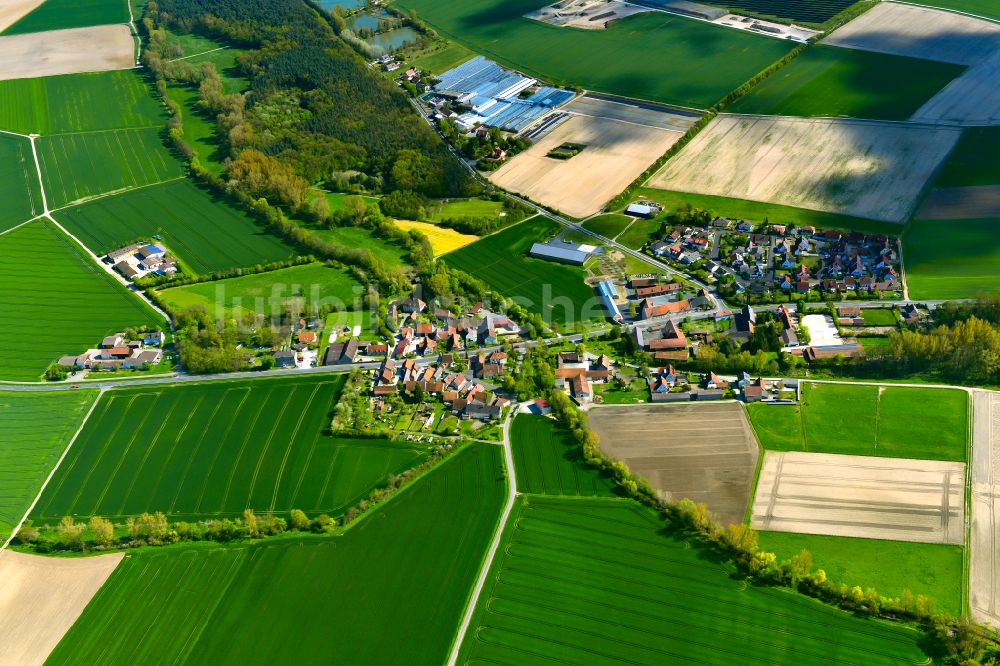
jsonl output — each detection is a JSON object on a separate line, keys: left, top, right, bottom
{"left": 588, "top": 402, "right": 759, "bottom": 525}
{"left": 751, "top": 451, "right": 965, "bottom": 544}
{"left": 917, "top": 185, "right": 1000, "bottom": 219}
{"left": 0, "top": 549, "right": 123, "bottom": 665}
{"left": 0, "top": 0, "right": 45, "bottom": 32}
{"left": 971, "top": 391, "right": 1000, "bottom": 628}
{"left": 0, "top": 25, "right": 134, "bottom": 81}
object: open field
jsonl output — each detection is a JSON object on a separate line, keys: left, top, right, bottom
{"left": 32, "top": 374, "right": 430, "bottom": 523}
{"left": 933, "top": 127, "right": 1000, "bottom": 187}
{"left": 0, "top": 0, "right": 44, "bottom": 32}
{"left": 54, "top": 179, "right": 295, "bottom": 274}
{"left": 428, "top": 197, "right": 502, "bottom": 221}
{"left": 0, "top": 550, "right": 123, "bottom": 666}
{"left": 582, "top": 213, "right": 632, "bottom": 239}
{"left": 912, "top": 48, "right": 1000, "bottom": 125}
{"left": 0, "top": 25, "right": 133, "bottom": 81}
{"left": 860, "top": 308, "right": 897, "bottom": 326}
{"left": 917, "top": 185, "right": 1000, "bottom": 220}
{"left": 312, "top": 224, "right": 409, "bottom": 269}
{"left": 752, "top": 451, "right": 965, "bottom": 544}
{"left": 729, "top": 45, "right": 964, "bottom": 120}
{"left": 394, "top": 0, "right": 794, "bottom": 109}
{"left": 757, "top": 531, "right": 964, "bottom": 615}
{"left": 39, "top": 128, "right": 182, "bottom": 208}
{"left": 971, "top": 391, "right": 1000, "bottom": 628}
{"left": 0, "top": 220, "right": 163, "bottom": 381}
{"left": 408, "top": 40, "right": 475, "bottom": 74}
{"left": 823, "top": 2, "right": 1000, "bottom": 65}
{"left": 904, "top": 217, "right": 1000, "bottom": 299}
{"left": 158, "top": 262, "right": 364, "bottom": 318}
{"left": 0, "top": 132, "right": 43, "bottom": 231}
{"left": 163, "top": 83, "right": 227, "bottom": 174}
{"left": 920, "top": 0, "right": 1000, "bottom": 20}
{"left": 442, "top": 216, "right": 599, "bottom": 326}
{"left": 511, "top": 414, "right": 617, "bottom": 496}
{"left": 746, "top": 383, "right": 969, "bottom": 461}
{"left": 589, "top": 402, "right": 759, "bottom": 524}
{"left": 458, "top": 496, "right": 931, "bottom": 664}
{"left": 0, "top": 70, "right": 165, "bottom": 135}
{"left": 50, "top": 444, "right": 506, "bottom": 663}
{"left": 490, "top": 108, "right": 685, "bottom": 218}
{"left": 0, "top": 390, "right": 98, "bottom": 541}
{"left": 648, "top": 114, "right": 960, "bottom": 224}
{"left": 394, "top": 219, "right": 478, "bottom": 256}
{"left": 2, "top": 0, "right": 129, "bottom": 34}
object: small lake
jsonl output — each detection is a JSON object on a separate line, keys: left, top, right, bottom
{"left": 367, "top": 27, "right": 418, "bottom": 50}
{"left": 315, "top": 0, "right": 363, "bottom": 10}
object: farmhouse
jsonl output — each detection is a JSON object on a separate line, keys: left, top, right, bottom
{"left": 639, "top": 298, "right": 691, "bottom": 320}
{"left": 106, "top": 242, "right": 178, "bottom": 281}
{"left": 57, "top": 330, "right": 167, "bottom": 372}
{"left": 324, "top": 338, "right": 359, "bottom": 366}
{"left": 529, "top": 241, "right": 597, "bottom": 265}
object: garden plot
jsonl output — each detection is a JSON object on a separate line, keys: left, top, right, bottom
{"left": 0, "top": 0, "right": 44, "bottom": 32}
{"left": 912, "top": 48, "right": 1000, "bottom": 126}
{"left": 971, "top": 391, "right": 1000, "bottom": 628}
{"left": 648, "top": 114, "right": 960, "bottom": 223}
{"left": 0, "top": 550, "right": 123, "bottom": 666}
{"left": 588, "top": 402, "right": 759, "bottom": 524}
{"left": 0, "top": 25, "right": 134, "bottom": 81}
{"left": 751, "top": 451, "right": 965, "bottom": 545}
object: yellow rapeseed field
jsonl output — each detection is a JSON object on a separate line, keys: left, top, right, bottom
{"left": 394, "top": 219, "right": 478, "bottom": 256}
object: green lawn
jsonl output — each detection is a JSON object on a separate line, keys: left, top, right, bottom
{"left": 164, "top": 83, "right": 229, "bottom": 174}
{"left": 49, "top": 443, "right": 506, "bottom": 664}
{"left": 0, "top": 390, "right": 99, "bottom": 541}
{"left": 860, "top": 308, "right": 897, "bottom": 326}
{"left": 457, "top": 496, "right": 931, "bottom": 664}
{"left": 0, "top": 70, "right": 165, "bottom": 135}
{"left": 616, "top": 217, "right": 662, "bottom": 250}
{"left": 758, "top": 531, "right": 964, "bottom": 615}
{"left": 730, "top": 45, "right": 964, "bottom": 120}
{"left": 3, "top": 0, "right": 129, "bottom": 34}
{"left": 904, "top": 218, "right": 1000, "bottom": 300}
{"left": 313, "top": 224, "right": 409, "bottom": 269}
{"left": 932, "top": 127, "right": 1000, "bottom": 187}
{"left": 443, "top": 215, "right": 598, "bottom": 327}
{"left": 38, "top": 128, "right": 183, "bottom": 208}
{"left": 54, "top": 179, "right": 296, "bottom": 274}
{"left": 581, "top": 213, "right": 632, "bottom": 240}
{"left": 0, "top": 220, "right": 163, "bottom": 381}
{"left": 429, "top": 197, "right": 503, "bottom": 221}
{"left": 746, "top": 383, "right": 969, "bottom": 461}
{"left": 31, "top": 374, "right": 431, "bottom": 524}
{"left": 917, "top": 0, "right": 1000, "bottom": 20}
{"left": 392, "top": 0, "right": 793, "bottom": 109}
{"left": 511, "top": 414, "right": 617, "bottom": 497}
{"left": 0, "top": 133, "right": 43, "bottom": 232}
{"left": 158, "top": 262, "right": 364, "bottom": 318}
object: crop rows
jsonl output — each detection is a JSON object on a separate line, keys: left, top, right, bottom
{"left": 0, "top": 133, "right": 43, "bottom": 232}
{"left": 714, "top": 0, "right": 856, "bottom": 24}
{"left": 511, "top": 414, "right": 617, "bottom": 497}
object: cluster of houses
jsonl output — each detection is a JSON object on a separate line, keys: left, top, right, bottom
{"left": 648, "top": 367, "right": 794, "bottom": 403}
{"left": 57, "top": 331, "right": 165, "bottom": 372}
{"left": 552, "top": 351, "right": 613, "bottom": 405}
{"left": 388, "top": 298, "right": 521, "bottom": 357}
{"left": 105, "top": 242, "right": 177, "bottom": 281}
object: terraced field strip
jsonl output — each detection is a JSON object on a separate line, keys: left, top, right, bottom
{"left": 458, "top": 496, "right": 930, "bottom": 664}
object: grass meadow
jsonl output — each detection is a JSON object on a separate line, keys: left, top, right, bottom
{"left": 428, "top": 197, "right": 503, "bottom": 221}
{"left": 919, "top": 0, "right": 1000, "bottom": 20}
{"left": 0, "top": 71, "right": 163, "bottom": 135}
{"left": 39, "top": 128, "right": 183, "bottom": 208}
{"left": 860, "top": 308, "right": 898, "bottom": 326}
{"left": 395, "top": 219, "right": 478, "bottom": 255}
{"left": 164, "top": 30, "right": 247, "bottom": 92}
{"left": 54, "top": 179, "right": 295, "bottom": 273}
{"left": 393, "top": 0, "right": 792, "bottom": 109}
{"left": 312, "top": 224, "right": 409, "bottom": 269}
{"left": 758, "top": 531, "right": 964, "bottom": 615}
{"left": 49, "top": 444, "right": 506, "bottom": 664}
{"left": 932, "top": 127, "right": 1000, "bottom": 187}
{"left": 408, "top": 41, "right": 475, "bottom": 74}
{"left": 0, "top": 133, "right": 43, "bottom": 232}
{"left": 457, "top": 496, "right": 930, "bottom": 664}
{"left": 163, "top": 84, "right": 228, "bottom": 174}
{"left": 2, "top": 0, "right": 129, "bottom": 34}
{"left": 511, "top": 414, "right": 617, "bottom": 497}
{"left": 582, "top": 213, "right": 632, "bottom": 240}
{"left": 746, "top": 383, "right": 969, "bottom": 461}
{"left": 442, "top": 216, "right": 598, "bottom": 326}
{"left": 730, "top": 46, "right": 964, "bottom": 120}
{"left": 0, "top": 390, "right": 98, "bottom": 541}
{"left": 905, "top": 218, "right": 1000, "bottom": 300}
{"left": 158, "top": 262, "right": 365, "bottom": 318}
{"left": 32, "top": 374, "right": 429, "bottom": 523}
{"left": 0, "top": 220, "right": 163, "bottom": 381}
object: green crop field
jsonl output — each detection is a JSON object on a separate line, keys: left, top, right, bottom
{"left": 158, "top": 262, "right": 364, "bottom": 318}
{"left": 919, "top": 0, "right": 1000, "bottom": 20}
{"left": 50, "top": 443, "right": 506, "bottom": 664}
{"left": 730, "top": 45, "right": 964, "bottom": 120}
{"left": 443, "top": 216, "right": 597, "bottom": 326}
{"left": 512, "top": 414, "right": 617, "bottom": 496}
{"left": 0, "top": 133, "right": 43, "bottom": 232}
{"left": 860, "top": 308, "right": 898, "bottom": 326}
{"left": 38, "top": 128, "right": 183, "bottom": 208}
{"left": 54, "top": 179, "right": 295, "bottom": 273}
{"left": 582, "top": 213, "right": 632, "bottom": 240}
{"left": 2, "top": 0, "right": 129, "bottom": 34}
{"left": 0, "top": 390, "right": 98, "bottom": 540}
{"left": 392, "top": 0, "right": 793, "bottom": 109}
{"left": 758, "top": 531, "right": 964, "bottom": 615}
{"left": 746, "top": 383, "right": 968, "bottom": 461}
{"left": 905, "top": 218, "right": 1000, "bottom": 300}
{"left": 457, "top": 496, "right": 930, "bottom": 664}
{"left": 0, "top": 70, "right": 164, "bottom": 135}
{"left": 0, "top": 220, "right": 163, "bottom": 381}
{"left": 933, "top": 127, "right": 1000, "bottom": 187}
{"left": 31, "top": 374, "right": 429, "bottom": 523}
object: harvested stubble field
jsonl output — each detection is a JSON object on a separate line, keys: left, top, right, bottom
{"left": 54, "top": 179, "right": 295, "bottom": 274}
{"left": 511, "top": 414, "right": 618, "bottom": 496}
{"left": 0, "top": 550, "right": 123, "bottom": 666}
{"left": 2, "top": 0, "right": 129, "bottom": 35}
{"left": 648, "top": 114, "right": 960, "bottom": 223}
{"left": 912, "top": 48, "right": 1000, "bottom": 125}
{"left": 0, "top": 25, "right": 134, "bottom": 81}
{"left": 904, "top": 218, "right": 1000, "bottom": 299}
{"left": 31, "top": 374, "right": 429, "bottom": 524}
{"left": 49, "top": 444, "right": 506, "bottom": 664}
{"left": 458, "top": 496, "right": 931, "bottom": 664}
{"left": 394, "top": 219, "right": 478, "bottom": 256}
{"left": 0, "top": 220, "right": 162, "bottom": 381}
{"left": 746, "top": 382, "right": 969, "bottom": 461}
{"left": 971, "top": 391, "right": 1000, "bottom": 628}
{"left": 0, "top": 390, "right": 98, "bottom": 541}
{"left": 588, "top": 402, "right": 759, "bottom": 524}
{"left": 0, "top": 0, "right": 43, "bottom": 33}
{"left": 0, "top": 132, "right": 43, "bottom": 232}
{"left": 751, "top": 451, "right": 966, "bottom": 544}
